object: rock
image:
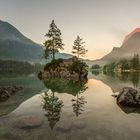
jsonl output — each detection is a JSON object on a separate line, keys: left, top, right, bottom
{"left": 15, "top": 116, "right": 43, "bottom": 129}
{"left": 117, "top": 87, "right": 140, "bottom": 107}
{"left": 111, "top": 94, "right": 118, "bottom": 98}
{"left": 39, "top": 57, "right": 88, "bottom": 81}
{"left": 0, "top": 86, "right": 23, "bottom": 101}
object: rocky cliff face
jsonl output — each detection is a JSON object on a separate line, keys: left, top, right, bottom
{"left": 38, "top": 57, "right": 88, "bottom": 81}
{"left": 93, "top": 28, "right": 140, "bottom": 65}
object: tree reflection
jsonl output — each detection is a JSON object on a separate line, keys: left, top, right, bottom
{"left": 72, "top": 82, "right": 88, "bottom": 117}
{"left": 43, "top": 78, "right": 88, "bottom": 96}
{"left": 130, "top": 72, "right": 139, "bottom": 88}
{"left": 42, "top": 79, "right": 88, "bottom": 125}
{"left": 42, "top": 90, "right": 64, "bottom": 130}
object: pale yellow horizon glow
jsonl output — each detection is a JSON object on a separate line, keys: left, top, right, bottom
{"left": 0, "top": 0, "right": 140, "bottom": 60}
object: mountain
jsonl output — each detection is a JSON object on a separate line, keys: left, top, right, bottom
{"left": 93, "top": 28, "right": 140, "bottom": 65}
{"left": 0, "top": 20, "right": 73, "bottom": 63}
{"left": 0, "top": 20, "right": 44, "bottom": 62}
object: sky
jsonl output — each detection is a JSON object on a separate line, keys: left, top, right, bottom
{"left": 0, "top": 0, "right": 140, "bottom": 60}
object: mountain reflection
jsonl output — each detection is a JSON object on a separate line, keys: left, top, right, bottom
{"left": 91, "top": 72, "right": 140, "bottom": 93}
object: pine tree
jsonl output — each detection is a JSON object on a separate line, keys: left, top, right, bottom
{"left": 72, "top": 36, "right": 88, "bottom": 59}
{"left": 44, "top": 20, "right": 64, "bottom": 60}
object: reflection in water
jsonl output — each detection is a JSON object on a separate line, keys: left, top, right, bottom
{"left": 42, "top": 90, "right": 64, "bottom": 130}
{"left": 72, "top": 82, "right": 88, "bottom": 117}
{"left": 72, "top": 95, "right": 87, "bottom": 117}
{"left": 104, "top": 72, "right": 140, "bottom": 88}
{"left": 92, "top": 71, "right": 140, "bottom": 93}
{"left": 91, "top": 71, "right": 140, "bottom": 114}
{"left": 91, "top": 70, "right": 100, "bottom": 76}
{"left": 130, "top": 72, "right": 139, "bottom": 88}
{"left": 118, "top": 104, "right": 140, "bottom": 114}
{"left": 43, "top": 79, "right": 88, "bottom": 96}
{"left": 42, "top": 79, "right": 88, "bottom": 127}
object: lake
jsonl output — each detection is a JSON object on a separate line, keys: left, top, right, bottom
{"left": 0, "top": 72, "right": 140, "bottom": 140}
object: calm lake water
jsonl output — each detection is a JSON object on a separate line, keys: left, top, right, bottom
{"left": 0, "top": 72, "right": 140, "bottom": 140}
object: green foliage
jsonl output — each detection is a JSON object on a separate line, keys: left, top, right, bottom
{"left": 92, "top": 64, "right": 100, "bottom": 69}
{"left": 69, "top": 60, "right": 88, "bottom": 73}
{"left": 43, "top": 78, "right": 88, "bottom": 96}
{"left": 68, "top": 60, "right": 88, "bottom": 79}
{"left": 131, "top": 54, "right": 139, "bottom": 70}
{"left": 72, "top": 36, "right": 87, "bottom": 58}
{"left": 118, "top": 59, "right": 131, "bottom": 70}
{"left": 92, "top": 70, "right": 100, "bottom": 76}
{"left": 103, "top": 62, "right": 116, "bottom": 72}
{"left": 44, "top": 58, "right": 63, "bottom": 70}
{"left": 103, "top": 54, "right": 140, "bottom": 72}
{"left": 72, "top": 95, "right": 87, "bottom": 117}
{"left": 44, "top": 20, "right": 64, "bottom": 60}
{"left": 0, "top": 60, "right": 42, "bottom": 73}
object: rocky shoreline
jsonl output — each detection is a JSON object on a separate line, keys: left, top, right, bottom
{"left": 0, "top": 86, "right": 23, "bottom": 101}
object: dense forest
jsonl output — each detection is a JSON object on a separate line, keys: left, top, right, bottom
{"left": 103, "top": 54, "right": 139, "bottom": 72}
{"left": 92, "top": 54, "right": 140, "bottom": 72}
{"left": 0, "top": 60, "right": 43, "bottom": 73}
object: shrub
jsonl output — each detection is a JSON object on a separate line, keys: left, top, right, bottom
{"left": 92, "top": 64, "right": 100, "bottom": 69}
{"left": 44, "top": 58, "right": 63, "bottom": 70}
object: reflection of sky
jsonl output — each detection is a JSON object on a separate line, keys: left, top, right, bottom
{"left": 1, "top": 0, "right": 140, "bottom": 59}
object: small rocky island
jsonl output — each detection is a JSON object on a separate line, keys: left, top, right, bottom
{"left": 39, "top": 20, "right": 88, "bottom": 82}
{"left": 38, "top": 57, "right": 88, "bottom": 81}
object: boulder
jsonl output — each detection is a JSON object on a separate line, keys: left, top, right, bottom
{"left": 0, "top": 86, "right": 23, "bottom": 101}
{"left": 117, "top": 87, "right": 140, "bottom": 107}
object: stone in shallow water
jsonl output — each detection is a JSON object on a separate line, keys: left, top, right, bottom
{"left": 72, "top": 120, "right": 86, "bottom": 129}
{"left": 117, "top": 87, "right": 140, "bottom": 107}
{"left": 15, "top": 116, "right": 43, "bottom": 129}
{"left": 56, "top": 121, "right": 72, "bottom": 132}
{"left": 0, "top": 86, "right": 23, "bottom": 101}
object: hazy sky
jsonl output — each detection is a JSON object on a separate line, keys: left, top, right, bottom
{"left": 0, "top": 0, "right": 140, "bottom": 60}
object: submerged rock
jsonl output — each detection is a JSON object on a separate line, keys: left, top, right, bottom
{"left": 117, "top": 87, "right": 140, "bottom": 107}
{"left": 56, "top": 121, "right": 72, "bottom": 132}
{"left": 15, "top": 116, "right": 43, "bottom": 129}
{"left": 72, "top": 120, "right": 86, "bottom": 129}
{"left": 0, "top": 86, "right": 23, "bottom": 101}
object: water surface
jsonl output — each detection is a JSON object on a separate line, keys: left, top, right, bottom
{"left": 0, "top": 72, "right": 140, "bottom": 140}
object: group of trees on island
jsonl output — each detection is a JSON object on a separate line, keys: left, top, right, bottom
{"left": 43, "top": 20, "right": 88, "bottom": 61}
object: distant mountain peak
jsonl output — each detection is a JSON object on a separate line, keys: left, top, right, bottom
{"left": 123, "top": 28, "right": 140, "bottom": 44}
